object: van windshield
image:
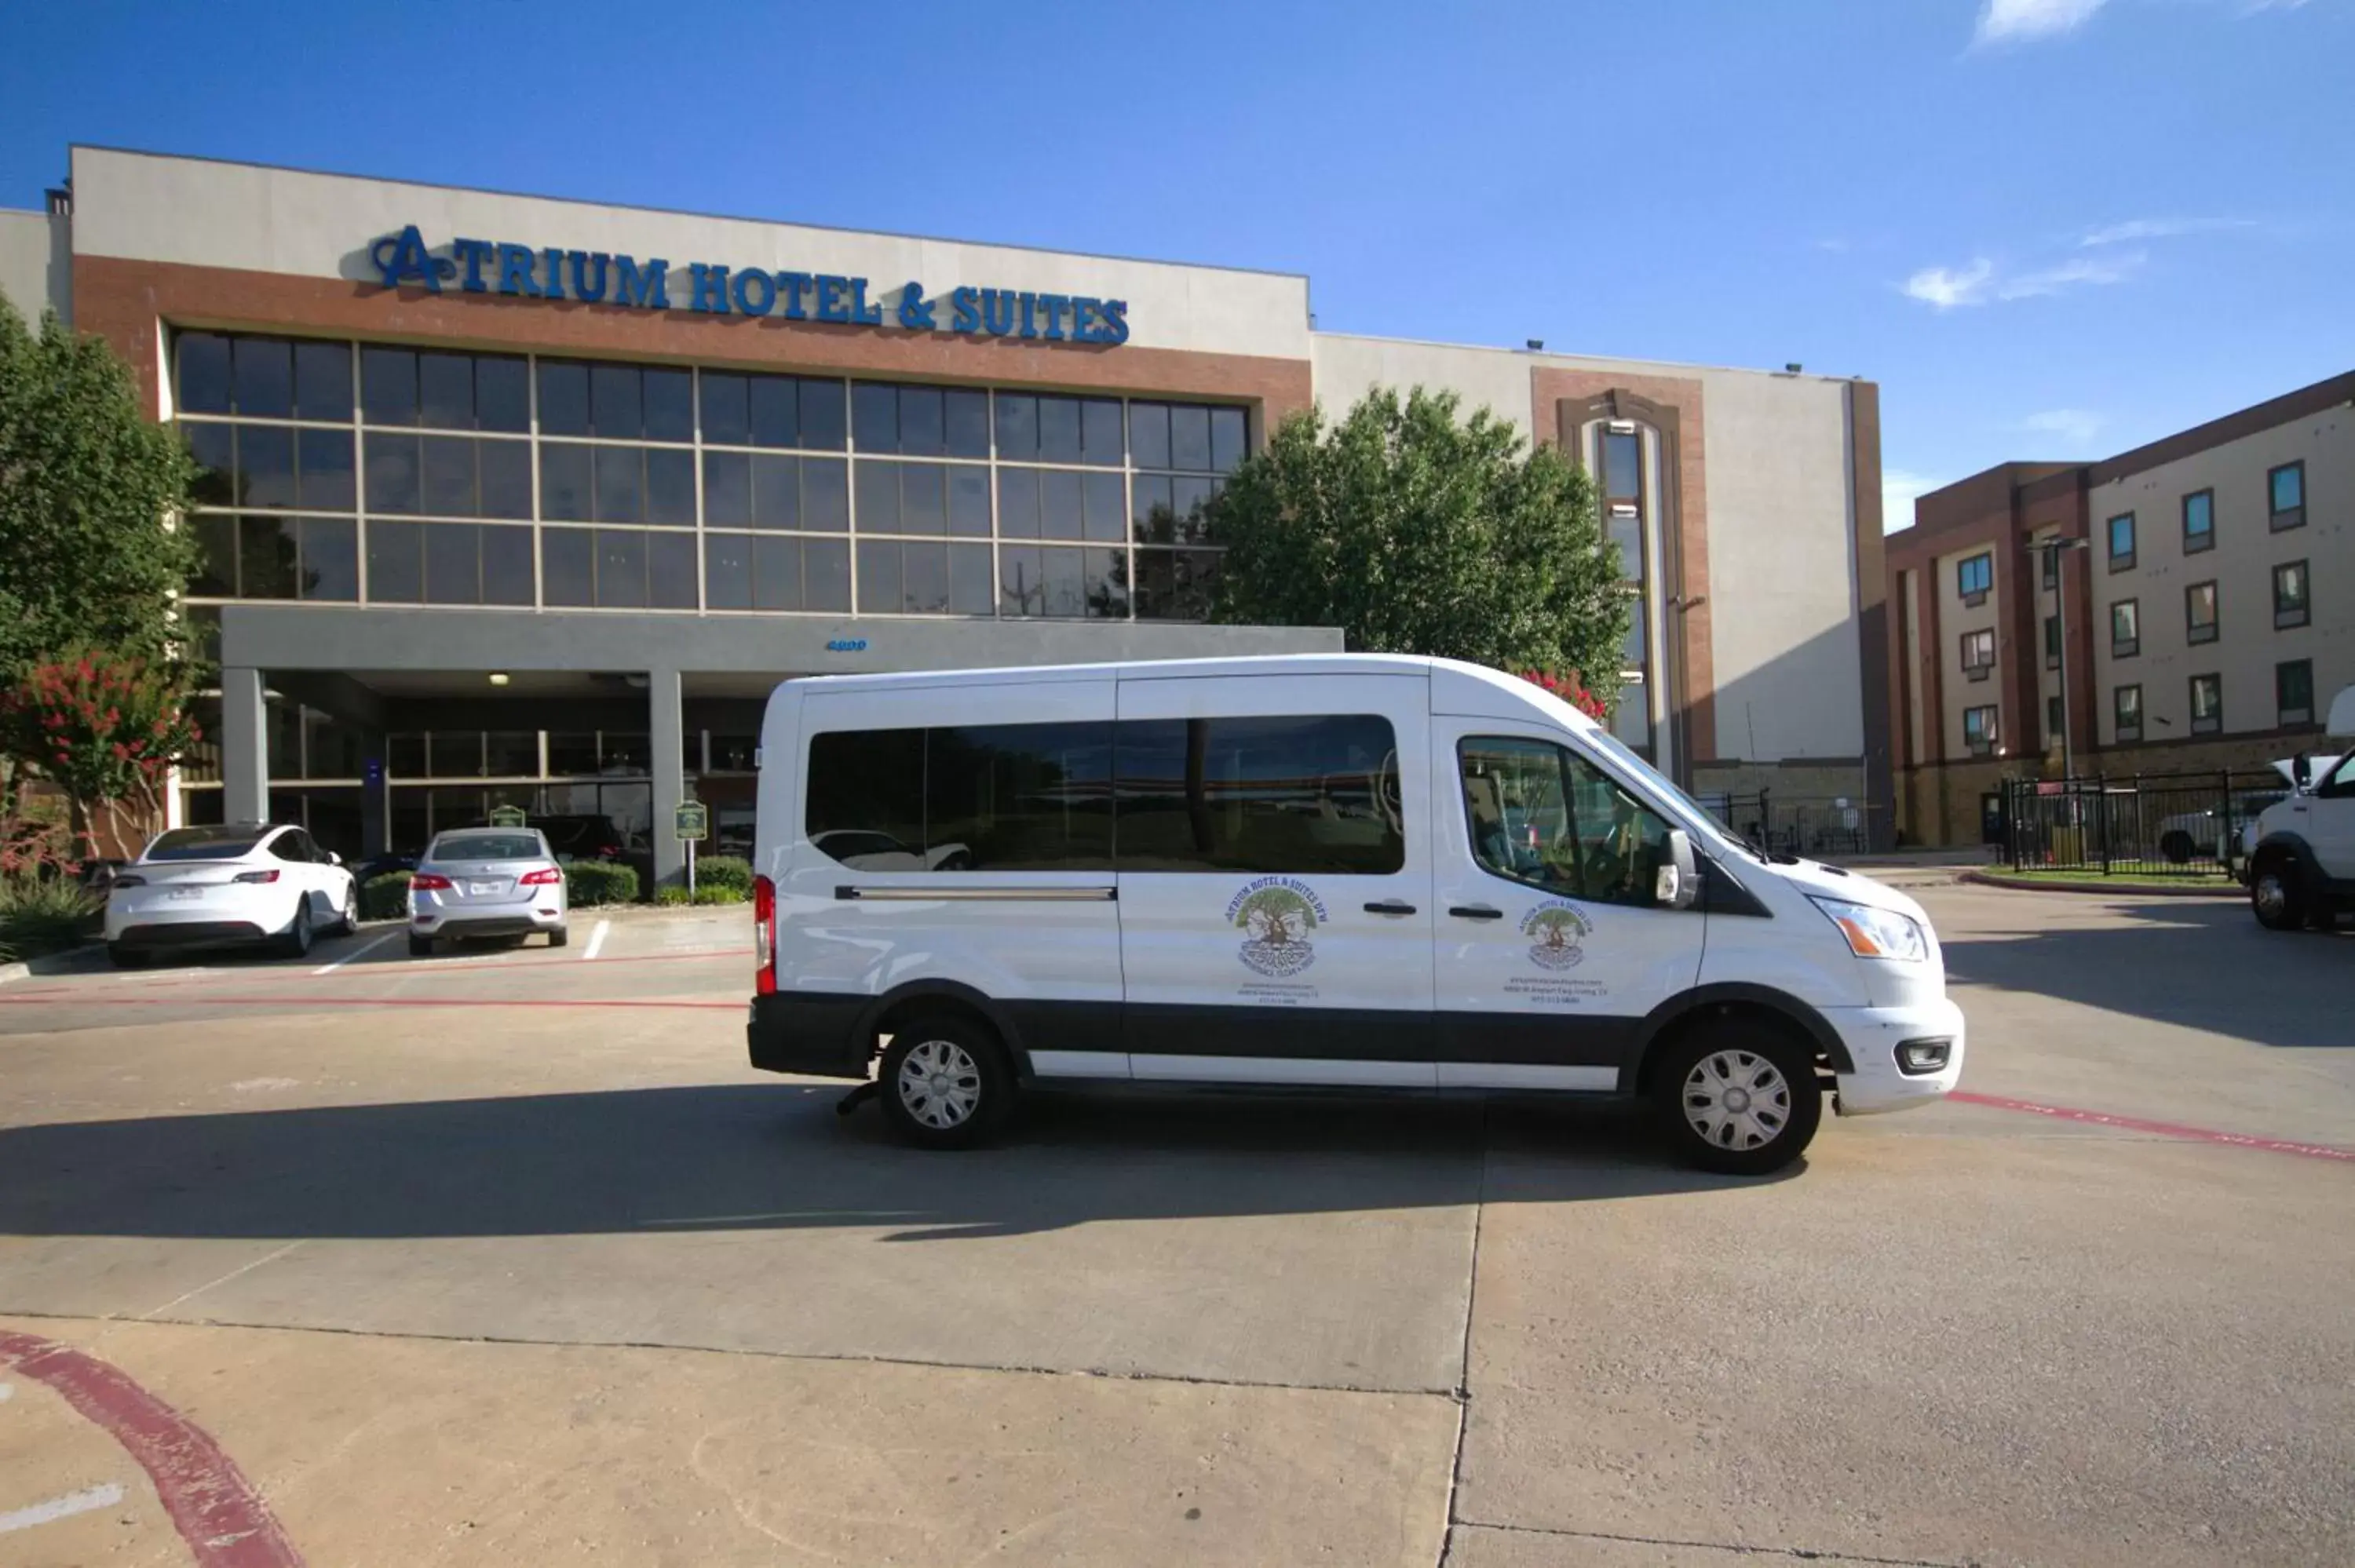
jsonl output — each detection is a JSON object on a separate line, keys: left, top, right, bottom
{"left": 1579, "top": 727, "right": 1755, "bottom": 860}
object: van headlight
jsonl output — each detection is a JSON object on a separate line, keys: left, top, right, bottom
{"left": 1809, "top": 896, "right": 1930, "bottom": 963}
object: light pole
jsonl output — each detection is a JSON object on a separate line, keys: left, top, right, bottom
{"left": 2039, "top": 535, "right": 2090, "bottom": 781}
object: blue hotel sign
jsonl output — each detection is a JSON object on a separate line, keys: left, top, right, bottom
{"left": 369, "top": 225, "right": 1131, "bottom": 345}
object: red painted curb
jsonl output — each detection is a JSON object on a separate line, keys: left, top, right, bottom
{"left": 0, "top": 994, "right": 742, "bottom": 1011}
{"left": 1952, "top": 1090, "right": 2355, "bottom": 1163}
{"left": 0, "top": 1330, "right": 304, "bottom": 1566}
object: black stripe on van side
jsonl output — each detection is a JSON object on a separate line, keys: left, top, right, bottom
{"left": 1121, "top": 1003, "right": 1634, "bottom": 1068}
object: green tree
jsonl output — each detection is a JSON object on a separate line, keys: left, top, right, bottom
{"left": 1209, "top": 386, "right": 1630, "bottom": 700}
{"left": 0, "top": 297, "right": 199, "bottom": 692}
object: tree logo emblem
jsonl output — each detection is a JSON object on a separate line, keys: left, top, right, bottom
{"left": 1225, "top": 877, "right": 1329, "bottom": 979}
{"left": 1521, "top": 901, "right": 1594, "bottom": 970}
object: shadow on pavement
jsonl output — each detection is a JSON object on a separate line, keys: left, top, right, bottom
{"left": 1941, "top": 895, "right": 2350, "bottom": 1048}
{"left": 0, "top": 1083, "right": 1787, "bottom": 1244}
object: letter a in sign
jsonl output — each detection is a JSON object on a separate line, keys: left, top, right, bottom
{"left": 371, "top": 225, "right": 455, "bottom": 293}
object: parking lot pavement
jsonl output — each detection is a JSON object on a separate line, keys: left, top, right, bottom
{"left": 0, "top": 884, "right": 2349, "bottom": 1566}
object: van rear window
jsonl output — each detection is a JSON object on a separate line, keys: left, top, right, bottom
{"left": 808, "top": 722, "right": 1114, "bottom": 871}
{"left": 804, "top": 713, "right": 1404, "bottom": 877}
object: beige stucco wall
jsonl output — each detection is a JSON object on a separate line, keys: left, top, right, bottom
{"left": 1937, "top": 542, "right": 2001, "bottom": 757}
{"left": 1689, "top": 369, "right": 1864, "bottom": 764}
{"left": 0, "top": 208, "right": 68, "bottom": 325}
{"left": 69, "top": 147, "right": 1311, "bottom": 360}
{"left": 2090, "top": 405, "right": 2353, "bottom": 746}
{"left": 1309, "top": 334, "right": 1537, "bottom": 440}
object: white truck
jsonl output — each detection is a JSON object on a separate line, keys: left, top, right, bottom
{"left": 2246, "top": 685, "right": 2355, "bottom": 932}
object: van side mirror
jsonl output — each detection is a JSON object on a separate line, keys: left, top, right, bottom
{"left": 1656, "top": 829, "right": 1700, "bottom": 910}
{"left": 2294, "top": 757, "right": 2313, "bottom": 789}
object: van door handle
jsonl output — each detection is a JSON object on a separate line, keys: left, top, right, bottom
{"left": 1448, "top": 905, "right": 1505, "bottom": 921}
{"left": 1363, "top": 899, "right": 1418, "bottom": 917}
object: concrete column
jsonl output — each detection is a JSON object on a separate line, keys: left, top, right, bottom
{"left": 221, "top": 666, "right": 269, "bottom": 823}
{"left": 648, "top": 668, "right": 686, "bottom": 892}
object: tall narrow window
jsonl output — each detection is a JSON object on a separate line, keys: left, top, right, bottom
{"left": 2106, "top": 512, "right": 2136, "bottom": 571}
{"left": 2110, "top": 598, "right": 2139, "bottom": 658}
{"left": 2043, "top": 613, "right": 2061, "bottom": 669}
{"left": 2277, "top": 660, "right": 2314, "bottom": 727}
{"left": 2112, "top": 684, "right": 2141, "bottom": 743}
{"left": 2185, "top": 581, "right": 2218, "bottom": 645}
{"left": 2269, "top": 461, "right": 2305, "bottom": 531}
{"left": 2182, "top": 490, "right": 2214, "bottom": 554}
{"left": 2189, "top": 674, "right": 2222, "bottom": 735}
{"left": 2273, "top": 560, "right": 2309, "bottom": 629}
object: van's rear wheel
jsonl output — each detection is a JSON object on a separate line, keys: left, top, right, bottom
{"left": 879, "top": 1016, "right": 1013, "bottom": 1150}
{"left": 1652, "top": 1021, "right": 1821, "bottom": 1176}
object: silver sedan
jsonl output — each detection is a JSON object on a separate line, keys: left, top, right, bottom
{"left": 407, "top": 828, "right": 570, "bottom": 954}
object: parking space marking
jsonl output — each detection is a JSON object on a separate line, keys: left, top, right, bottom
{"left": 0, "top": 1482, "right": 126, "bottom": 1536}
{"left": 1953, "top": 1090, "right": 2355, "bottom": 1162}
{"left": 310, "top": 929, "right": 400, "bottom": 975}
{"left": 581, "top": 918, "right": 610, "bottom": 960}
{"left": 0, "top": 1330, "right": 304, "bottom": 1566}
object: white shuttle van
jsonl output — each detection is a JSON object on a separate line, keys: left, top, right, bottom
{"left": 747, "top": 655, "right": 1964, "bottom": 1174}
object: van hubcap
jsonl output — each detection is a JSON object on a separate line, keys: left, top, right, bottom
{"left": 2255, "top": 875, "right": 2287, "bottom": 920}
{"left": 1682, "top": 1050, "right": 1790, "bottom": 1150}
{"left": 897, "top": 1039, "right": 981, "bottom": 1129}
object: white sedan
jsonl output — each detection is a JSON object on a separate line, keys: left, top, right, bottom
{"left": 105, "top": 822, "right": 357, "bottom": 967}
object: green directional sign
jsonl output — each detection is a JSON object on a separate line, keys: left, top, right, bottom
{"left": 487, "top": 804, "right": 528, "bottom": 828}
{"left": 674, "top": 801, "right": 710, "bottom": 842}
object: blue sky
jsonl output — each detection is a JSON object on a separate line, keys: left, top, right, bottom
{"left": 2, "top": 0, "right": 2346, "bottom": 531}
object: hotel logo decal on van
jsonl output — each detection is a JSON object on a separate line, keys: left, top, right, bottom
{"left": 1521, "top": 901, "right": 1595, "bottom": 970}
{"left": 1226, "top": 877, "right": 1328, "bottom": 979}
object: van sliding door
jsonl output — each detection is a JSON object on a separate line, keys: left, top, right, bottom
{"left": 1114, "top": 673, "right": 1436, "bottom": 1085}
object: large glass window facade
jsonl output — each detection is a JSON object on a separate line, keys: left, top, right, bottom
{"left": 174, "top": 330, "right": 1247, "bottom": 622}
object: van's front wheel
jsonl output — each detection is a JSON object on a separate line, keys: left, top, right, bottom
{"left": 1653, "top": 1022, "right": 1821, "bottom": 1176}
{"left": 879, "top": 1017, "right": 1013, "bottom": 1150}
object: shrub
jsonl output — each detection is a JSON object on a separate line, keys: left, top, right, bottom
{"left": 360, "top": 871, "right": 413, "bottom": 921}
{"left": 692, "top": 855, "right": 752, "bottom": 893}
{"left": 564, "top": 859, "right": 639, "bottom": 907}
{"left": 691, "top": 884, "right": 747, "bottom": 905}
{"left": 654, "top": 885, "right": 692, "bottom": 906}
{"left": 0, "top": 876, "right": 100, "bottom": 960}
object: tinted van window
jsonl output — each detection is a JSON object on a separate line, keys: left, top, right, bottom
{"left": 1115, "top": 714, "right": 1403, "bottom": 874}
{"left": 806, "top": 722, "right": 1114, "bottom": 871}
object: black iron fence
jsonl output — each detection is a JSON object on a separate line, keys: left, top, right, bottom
{"left": 1698, "top": 791, "right": 1891, "bottom": 859}
{"left": 2000, "top": 771, "right": 2286, "bottom": 879}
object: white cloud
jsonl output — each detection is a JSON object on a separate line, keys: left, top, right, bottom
{"left": 1901, "top": 250, "right": 2142, "bottom": 308}
{"left": 1975, "top": 0, "right": 2108, "bottom": 44}
{"left": 2079, "top": 216, "right": 2253, "bottom": 246}
{"left": 2022, "top": 408, "right": 2104, "bottom": 447}
{"left": 1997, "top": 249, "right": 2145, "bottom": 298}
{"left": 1902, "top": 259, "right": 1995, "bottom": 309}
{"left": 1882, "top": 469, "right": 1946, "bottom": 533}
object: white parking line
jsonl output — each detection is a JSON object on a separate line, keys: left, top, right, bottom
{"left": 581, "top": 919, "right": 611, "bottom": 961}
{"left": 311, "top": 928, "right": 400, "bottom": 975}
{"left": 0, "top": 1483, "right": 126, "bottom": 1534}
